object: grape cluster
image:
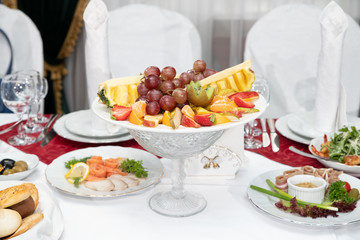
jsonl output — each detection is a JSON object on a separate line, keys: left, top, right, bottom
{"left": 136, "top": 60, "right": 216, "bottom": 115}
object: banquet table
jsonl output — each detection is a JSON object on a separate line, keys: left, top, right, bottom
{"left": 0, "top": 113, "right": 359, "bottom": 240}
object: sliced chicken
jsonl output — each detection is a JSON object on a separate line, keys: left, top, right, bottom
{"left": 118, "top": 176, "right": 140, "bottom": 187}
{"left": 108, "top": 175, "right": 128, "bottom": 190}
{"left": 84, "top": 179, "right": 114, "bottom": 192}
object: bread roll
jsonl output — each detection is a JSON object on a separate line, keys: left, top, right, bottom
{"left": 8, "top": 196, "right": 35, "bottom": 218}
{"left": 21, "top": 183, "right": 39, "bottom": 209}
{"left": 0, "top": 185, "right": 30, "bottom": 209}
{"left": 0, "top": 209, "right": 22, "bottom": 238}
{"left": 6, "top": 212, "right": 44, "bottom": 239}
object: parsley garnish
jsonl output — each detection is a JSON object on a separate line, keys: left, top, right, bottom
{"left": 120, "top": 159, "right": 148, "bottom": 178}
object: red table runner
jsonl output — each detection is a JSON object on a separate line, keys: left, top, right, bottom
{"left": 0, "top": 118, "right": 323, "bottom": 167}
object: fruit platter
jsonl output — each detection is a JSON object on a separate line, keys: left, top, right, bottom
{"left": 92, "top": 59, "right": 267, "bottom": 133}
{"left": 92, "top": 59, "right": 268, "bottom": 217}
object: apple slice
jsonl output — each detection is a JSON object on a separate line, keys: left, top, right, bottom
{"left": 194, "top": 114, "right": 216, "bottom": 126}
{"left": 143, "top": 114, "right": 163, "bottom": 127}
{"left": 233, "top": 96, "right": 255, "bottom": 108}
{"left": 170, "top": 107, "right": 182, "bottom": 129}
{"left": 181, "top": 115, "right": 201, "bottom": 128}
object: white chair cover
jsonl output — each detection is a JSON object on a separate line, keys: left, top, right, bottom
{"left": 244, "top": 4, "right": 360, "bottom": 118}
{"left": 0, "top": 4, "right": 43, "bottom": 77}
{"left": 108, "top": 4, "right": 202, "bottom": 77}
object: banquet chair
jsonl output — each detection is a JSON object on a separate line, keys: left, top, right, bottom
{"left": 244, "top": 4, "right": 360, "bottom": 118}
{"left": 0, "top": 4, "right": 43, "bottom": 112}
{"left": 107, "top": 4, "right": 202, "bottom": 78}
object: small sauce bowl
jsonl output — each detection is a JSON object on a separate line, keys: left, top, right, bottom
{"left": 287, "top": 174, "right": 327, "bottom": 204}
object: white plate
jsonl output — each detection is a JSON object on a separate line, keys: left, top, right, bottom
{"left": 0, "top": 152, "right": 39, "bottom": 180}
{"left": 45, "top": 146, "right": 164, "bottom": 197}
{"left": 64, "top": 110, "right": 128, "bottom": 138}
{"left": 275, "top": 114, "right": 312, "bottom": 144}
{"left": 247, "top": 168, "right": 360, "bottom": 226}
{"left": 0, "top": 181, "right": 63, "bottom": 239}
{"left": 309, "top": 134, "right": 360, "bottom": 177}
{"left": 92, "top": 95, "right": 267, "bottom": 133}
{"left": 286, "top": 112, "right": 324, "bottom": 139}
{"left": 53, "top": 114, "right": 133, "bottom": 143}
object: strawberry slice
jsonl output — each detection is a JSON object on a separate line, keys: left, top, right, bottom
{"left": 111, "top": 105, "right": 132, "bottom": 120}
{"left": 229, "top": 91, "right": 259, "bottom": 101}
{"left": 233, "top": 96, "right": 255, "bottom": 108}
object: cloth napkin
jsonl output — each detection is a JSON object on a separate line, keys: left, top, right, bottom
{"left": 83, "top": 0, "right": 115, "bottom": 132}
{"left": 314, "top": 1, "right": 348, "bottom": 133}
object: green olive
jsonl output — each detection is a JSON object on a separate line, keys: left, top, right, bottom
{"left": 3, "top": 169, "right": 15, "bottom": 175}
{"left": 12, "top": 165, "right": 26, "bottom": 173}
{"left": 348, "top": 188, "right": 359, "bottom": 201}
{"left": 14, "top": 161, "right": 28, "bottom": 170}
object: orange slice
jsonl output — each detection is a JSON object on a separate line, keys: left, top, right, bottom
{"left": 181, "top": 105, "right": 195, "bottom": 120}
{"left": 128, "top": 111, "right": 143, "bottom": 125}
{"left": 132, "top": 100, "right": 147, "bottom": 118}
{"left": 162, "top": 111, "right": 171, "bottom": 127}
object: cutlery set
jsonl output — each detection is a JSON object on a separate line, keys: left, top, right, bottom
{"left": 35, "top": 114, "right": 62, "bottom": 147}
{"left": 259, "top": 118, "right": 279, "bottom": 152}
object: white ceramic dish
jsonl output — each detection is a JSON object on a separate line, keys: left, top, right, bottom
{"left": 64, "top": 109, "right": 128, "bottom": 138}
{"left": 309, "top": 134, "right": 360, "bottom": 177}
{"left": 53, "top": 114, "right": 133, "bottom": 143}
{"left": 275, "top": 114, "right": 311, "bottom": 144}
{"left": 45, "top": 146, "right": 164, "bottom": 197}
{"left": 92, "top": 95, "right": 267, "bottom": 133}
{"left": 247, "top": 168, "right": 360, "bottom": 226}
{"left": 0, "top": 152, "right": 39, "bottom": 180}
{"left": 286, "top": 112, "right": 324, "bottom": 139}
{"left": 287, "top": 174, "right": 327, "bottom": 204}
{"left": 0, "top": 181, "right": 63, "bottom": 239}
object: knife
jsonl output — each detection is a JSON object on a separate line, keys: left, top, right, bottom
{"left": 35, "top": 114, "right": 57, "bottom": 143}
{"left": 267, "top": 118, "right": 280, "bottom": 152}
{"left": 260, "top": 118, "right": 270, "bottom": 147}
{"left": 0, "top": 120, "right": 22, "bottom": 135}
{"left": 40, "top": 114, "right": 63, "bottom": 147}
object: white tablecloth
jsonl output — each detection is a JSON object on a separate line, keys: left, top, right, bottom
{"left": 0, "top": 113, "right": 359, "bottom": 240}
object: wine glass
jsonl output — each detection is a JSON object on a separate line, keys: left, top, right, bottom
{"left": 34, "top": 77, "right": 49, "bottom": 123}
{"left": 244, "top": 76, "right": 270, "bottom": 149}
{"left": 1, "top": 72, "right": 36, "bottom": 145}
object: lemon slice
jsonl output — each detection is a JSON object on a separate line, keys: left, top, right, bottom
{"left": 64, "top": 162, "right": 90, "bottom": 184}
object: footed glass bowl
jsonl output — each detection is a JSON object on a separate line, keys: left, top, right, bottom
{"left": 92, "top": 95, "right": 267, "bottom": 217}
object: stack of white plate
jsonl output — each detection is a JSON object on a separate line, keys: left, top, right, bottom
{"left": 53, "top": 110, "right": 133, "bottom": 143}
{"left": 275, "top": 112, "right": 360, "bottom": 145}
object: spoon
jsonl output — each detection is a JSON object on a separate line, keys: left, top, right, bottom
{"left": 0, "top": 159, "right": 16, "bottom": 175}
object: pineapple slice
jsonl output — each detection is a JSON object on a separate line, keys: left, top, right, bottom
{"left": 199, "top": 59, "right": 255, "bottom": 92}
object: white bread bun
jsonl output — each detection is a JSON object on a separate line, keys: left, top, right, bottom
{"left": 0, "top": 209, "right": 22, "bottom": 238}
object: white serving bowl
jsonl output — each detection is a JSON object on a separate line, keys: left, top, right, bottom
{"left": 309, "top": 134, "right": 360, "bottom": 177}
{"left": 0, "top": 152, "right": 39, "bottom": 180}
{"left": 287, "top": 174, "right": 327, "bottom": 204}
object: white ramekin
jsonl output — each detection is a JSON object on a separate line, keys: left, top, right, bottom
{"left": 287, "top": 174, "right": 327, "bottom": 204}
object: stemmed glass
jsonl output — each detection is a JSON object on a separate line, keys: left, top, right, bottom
{"left": 244, "top": 76, "right": 270, "bottom": 149}
{"left": 1, "top": 73, "right": 36, "bottom": 145}
{"left": 35, "top": 77, "right": 49, "bottom": 123}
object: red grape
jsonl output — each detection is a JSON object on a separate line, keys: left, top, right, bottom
{"left": 136, "top": 95, "right": 148, "bottom": 102}
{"left": 172, "top": 88, "right": 187, "bottom": 104}
{"left": 159, "top": 95, "right": 176, "bottom": 111}
{"left": 145, "top": 75, "right": 161, "bottom": 90}
{"left": 179, "top": 72, "right": 191, "bottom": 85}
{"left": 137, "top": 82, "right": 149, "bottom": 96}
{"left": 172, "top": 78, "right": 185, "bottom": 89}
{"left": 193, "top": 60, "right": 206, "bottom": 73}
{"left": 160, "top": 80, "right": 175, "bottom": 95}
{"left": 146, "top": 89, "right": 163, "bottom": 102}
{"left": 146, "top": 101, "right": 161, "bottom": 115}
{"left": 203, "top": 68, "right": 216, "bottom": 77}
{"left": 187, "top": 70, "right": 195, "bottom": 81}
{"left": 144, "top": 66, "right": 160, "bottom": 77}
{"left": 161, "top": 66, "right": 176, "bottom": 81}
{"left": 193, "top": 73, "right": 204, "bottom": 82}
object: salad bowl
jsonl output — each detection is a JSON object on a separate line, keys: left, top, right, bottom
{"left": 92, "top": 96, "right": 267, "bottom": 217}
{"left": 309, "top": 128, "right": 360, "bottom": 177}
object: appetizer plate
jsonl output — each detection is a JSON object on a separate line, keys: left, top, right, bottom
{"left": 0, "top": 152, "right": 39, "bottom": 180}
{"left": 275, "top": 114, "right": 311, "bottom": 145}
{"left": 0, "top": 181, "right": 63, "bottom": 240}
{"left": 247, "top": 168, "right": 360, "bottom": 226}
{"left": 92, "top": 95, "right": 267, "bottom": 133}
{"left": 45, "top": 146, "right": 164, "bottom": 197}
{"left": 53, "top": 114, "right": 133, "bottom": 143}
{"left": 286, "top": 112, "right": 324, "bottom": 139}
{"left": 64, "top": 109, "right": 128, "bottom": 138}
{"left": 309, "top": 135, "right": 360, "bottom": 177}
